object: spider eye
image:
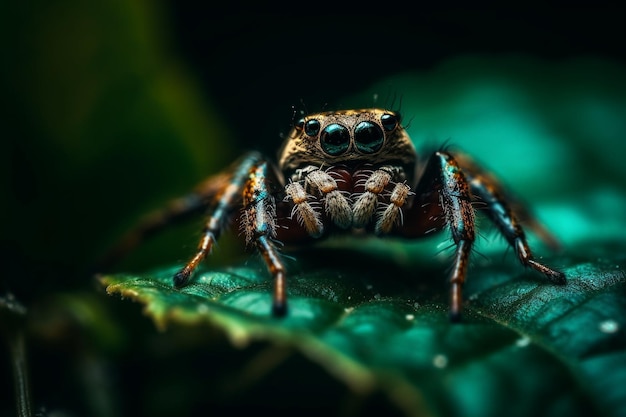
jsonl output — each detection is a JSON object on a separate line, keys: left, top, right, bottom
{"left": 354, "top": 121, "right": 384, "bottom": 154}
{"left": 320, "top": 123, "right": 350, "bottom": 155}
{"left": 381, "top": 113, "right": 399, "bottom": 131}
{"left": 304, "top": 119, "right": 321, "bottom": 136}
{"left": 295, "top": 118, "right": 305, "bottom": 131}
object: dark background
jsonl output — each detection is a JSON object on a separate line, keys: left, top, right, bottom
{"left": 1, "top": 6, "right": 625, "bottom": 417}
{"left": 169, "top": 9, "right": 626, "bottom": 156}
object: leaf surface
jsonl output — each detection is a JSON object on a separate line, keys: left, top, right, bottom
{"left": 102, "top": 240, "right": 626, "bottom": 417}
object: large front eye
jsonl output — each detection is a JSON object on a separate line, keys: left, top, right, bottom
{"left": 320, "top": 123, "right": 350, "bottom": 155}
{"left": 354, "top": 121, "right": 384, "bottom": 154}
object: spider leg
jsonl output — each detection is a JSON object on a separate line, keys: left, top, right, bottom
{"left": 456, "top": 153, "right": 562, "bottom": 251}
{"left": 240, "top": 161, "right": 287, "bottom": 316}
{"left": 416, "top": 151, "right": 476, "bottom": 321}
{"left": 97, "top": 171, "right": 234, "bottom": 271}
{"left": 256, "top": 235, "right": 287, "bottom": 316}
{"left": 173, "top": 152, "right": 266, "bottom": 288}
{"left": 456, "top": 154, "right": 566, "bottom": 284}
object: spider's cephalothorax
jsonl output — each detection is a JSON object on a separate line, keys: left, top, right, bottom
{"left": 279, "top": 109, "right": 416, "bottom": 175}
{"left": 276, "top": 109, "right": 418, "bottom": 238}
{"left": 104, "top": 108, "right": 565, "bottom": 321}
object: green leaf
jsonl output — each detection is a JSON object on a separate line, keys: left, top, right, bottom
{"left": 101, "top": 240, "right": 626, "bottom": 417}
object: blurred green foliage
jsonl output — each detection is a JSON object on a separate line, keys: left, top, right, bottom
{"left": 2, "top": 0, "right": 234, "bottom": 297}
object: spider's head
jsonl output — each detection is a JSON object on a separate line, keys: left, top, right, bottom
{"left": 278, "top": 108, "right": 417, "bottom": 176}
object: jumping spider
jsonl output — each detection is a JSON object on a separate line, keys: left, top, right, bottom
{"left": 106, "top": 108, "right": 565, "bottom": 321}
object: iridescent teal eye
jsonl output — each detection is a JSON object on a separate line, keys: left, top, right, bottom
{"left": 381, "top": 113, "right": 399, "bottom": 131}
{"left": 304, "top": 119, "right": 321, "bottom": 136}
{"left": 354, "top": 121, "right": 384, "bottom": 154}
{"left": 320, "top": 123, "right": 350, "bottom": 155}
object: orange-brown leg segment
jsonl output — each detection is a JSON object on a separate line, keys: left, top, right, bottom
{"left": 416, "top": 151, "right": 476, "bottom": 321}
{"left": 173, "top": 152, "right": 266, "bottom": 288}
{"left": 97, "top": 194, "right": 208, "bottom": 271}
{"left": 97, "top": 170, "right": 239, "bottom": 271}
{"left": 256, "top": 236, "right": 287, "bottom": 316}
{"left": 456, "top": 155, "right": 566, "bottom": 285}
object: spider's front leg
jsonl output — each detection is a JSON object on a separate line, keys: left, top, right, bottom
{"left": 175, "top": 152, "right": 287, "bottom": 315}
{"left": 170, "top": 153, "right": 274, "bottom": 282}
{"left": 415, "top": 150, "right": 566, "bottom": 321}
{"left": 415, "top": 152, "right": 477, "bottom": 321}
{"left": 239, "top": 161, "right": 288, "bottom": 316}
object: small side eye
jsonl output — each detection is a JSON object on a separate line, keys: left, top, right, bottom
{"left": 295, "top": 118, "right": 305, "bottom": 131}
{"left": 320, "top": 123, "right": 350, "bottom": 156}
{"left": 304, "top": 119, "right": 321, "bottom": 136}
{"left": 381, "top": 113, "right": 399, "bottom": 131}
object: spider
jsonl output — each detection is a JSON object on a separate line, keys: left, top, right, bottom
{"left": 105, "top": 108, "right": 565, "bottom": 321}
